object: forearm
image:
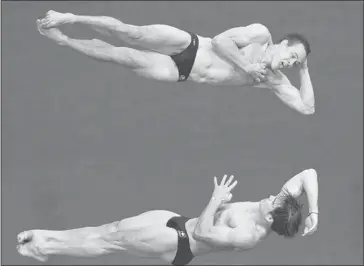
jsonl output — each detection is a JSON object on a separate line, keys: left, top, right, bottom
{"left": 302, "top": 169, "right": 319, "bottom": 212}
{"left": 212, "top": 37, "right": 251, "bottom": 73}
{"left": 194, "top": 197, "right": 221, "bottom": 238}
{"left": 299, "top": 66, "right": 315, "bottom": 108}
{"left": 42, "top": 222, "right": 123, "bottom": 258}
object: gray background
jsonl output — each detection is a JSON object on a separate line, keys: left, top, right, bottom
{"left": 2, "top": 1, "right": 363, "bottom": 265}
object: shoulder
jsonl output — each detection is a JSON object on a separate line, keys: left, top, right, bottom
{"left": 218, "top": 23, "right": 271, "bottom": 41}
{"left": 245, "top": 23, "right": 271, "bottom": 36}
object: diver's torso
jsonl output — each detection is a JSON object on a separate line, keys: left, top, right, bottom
{"left": 189, "top": 36, "right": 271, "bottom": 86}
{"left": 186, "top": 202, "right": 269, "bottom": 256}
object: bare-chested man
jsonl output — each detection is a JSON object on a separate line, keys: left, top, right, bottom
{"left": 37, "top": 11, "right": 315, "bottom": 115}
{"left": 17, "top": 169, "right": 319, "bottom": 265}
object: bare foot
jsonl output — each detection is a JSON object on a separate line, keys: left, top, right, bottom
{"left": 37, "top": 19, "right": 68, "bottom": 45}
{"left": 39, "top": 10, "right": 76, "bottom": 29}
{"left": 17, "top": 230, "right": 49, "bottom": 262}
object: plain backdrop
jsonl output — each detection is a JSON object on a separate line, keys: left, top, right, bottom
{"left": 2, "top": 1, "right": 363, "bottom": 265}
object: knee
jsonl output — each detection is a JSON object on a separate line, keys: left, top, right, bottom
{"left": 100, "top": 16, "right": 124, "bottom": 30}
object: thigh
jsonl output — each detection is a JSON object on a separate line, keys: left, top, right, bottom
{"left": 118, "top": 210, "right": 180, "bottom": 231}
{"left": 130, "top": 50, "right": 180, "bottom": 82}
{"left": 134, "top": 24, "right": 192, "bottom": 55}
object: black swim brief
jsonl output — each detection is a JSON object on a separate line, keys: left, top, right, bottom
{"left": 170, "top": 32, "right": 199, "bottom": 82}
{"left": 166, "top": 216, "right": 194, "bottom": 265}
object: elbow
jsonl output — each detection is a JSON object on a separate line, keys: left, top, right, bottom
{"left": 212, "top": 35, "right": 229, "bottom": 49}
{"left": 299, "top": 104, "right": 315, "bottom": 115}
{"left": 193, "top": 229, "right": 212, "bottom": 242}
{"left": 251, "top": 23, "right": 270, "bottom": 40}
{"left": 304, "top": 168, "right": 318, "bottom": 180}
{"left": 192, "top": 230, "right": 205, "bottom": 241}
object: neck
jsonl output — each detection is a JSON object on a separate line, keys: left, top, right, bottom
{"left": 261, "top": 44, "right": 278, "bottom": 67}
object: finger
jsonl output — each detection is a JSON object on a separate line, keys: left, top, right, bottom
{"left": 255, "top": 78, "right": 261, "bottom": 83}
{"left": 213, "top": 176, "right": 218, "bottom": 187}
{"left": 221, "top": 175, "right": 227, "bottom": 185}
{"left": 225, "top": 175, "right": 234, "bottom": 187}
{"left": 302, "top": 227, "right": 309, "bottom": 236}
{"left": 228, "top": 180, "right": 238, "bottom": 191}
{"left": 302, "top": 226, "right": 314, "bottom": 236}
{"left": 258, "top": 69, "right": 267, "bottom": 75}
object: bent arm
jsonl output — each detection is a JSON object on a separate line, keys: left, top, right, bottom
{"left": 212, "top": 23, "right": 272, "bottom": 73}
{"left": 42, "top": 221, "right": 124, "bottom": 258}
{"left": 192, "top": 195, "right": 257, "bottom": 248}
{"left": 278, "top": 168, "right": 319, "bottom": 213}
{"left": 193, "top": 196, "right": 222, "bottom": 241}
{"left": 270, "top": 67, "right": 315, "bottom": 115}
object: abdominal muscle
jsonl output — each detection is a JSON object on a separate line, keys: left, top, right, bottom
{"left": 188, "top": 37, "right": 256, "bottom": 86}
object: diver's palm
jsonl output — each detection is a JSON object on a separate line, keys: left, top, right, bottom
{"left": 246, "top": 63, "right": 267, "bottom": 82}
{"left": 302, "top": 213, "right": 318, "bottom": 236}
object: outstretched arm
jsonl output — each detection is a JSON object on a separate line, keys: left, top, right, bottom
{"left": 268, "top": 61, "right": 315, "bottom": 115}
{"left": 212, "top": 23, "right": 272, "bottom": 79}
{"left": 276, "top": 168, "right": 319, "bottom": 235}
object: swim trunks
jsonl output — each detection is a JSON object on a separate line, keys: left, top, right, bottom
{"left": 170, "top": 32, "right": 199, "bottom": 82}
{"left": 166, "top": 216, "right": 194, "bottom": 265}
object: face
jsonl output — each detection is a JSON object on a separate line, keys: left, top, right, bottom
{"left": 259, "top": 195, "right": 276, "bottom": 217}
{"left": 271, "top": 40, "right": 307, "bottom": 70}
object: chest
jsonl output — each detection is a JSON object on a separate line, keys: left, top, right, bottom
{"left": 213, "top": 204, "right": 254, "bottom": 229}
{"left": 239, "top": 43, "right": 268, "bottom": 64}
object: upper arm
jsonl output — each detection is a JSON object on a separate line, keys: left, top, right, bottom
{"left": 195, "top": 226, "right": 256, "bottom": 249}
{"left": 268, "top": 70, "right": 315, "bottom": 115}
{"left": 213, "top": 23, "right": 272, "bottom": 48}
{"left": 278, "top": 169, "right": 316, "bottom": 199}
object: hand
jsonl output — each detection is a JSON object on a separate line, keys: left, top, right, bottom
{"left": 245, "top": 63, "right": 267, "bottom": 83}
{"left": 302, "top": 212, "right": 318, "bottom": 236}
{"left": 300, "top": 58, "right": 308, "bottom": 69}
{"left": 212, "top": 175, "right": 238, "bottom": 204}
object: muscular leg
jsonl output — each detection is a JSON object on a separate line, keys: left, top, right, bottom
{"left": 36, "top": 21, "right": 179, "bottom": 82}
{"left": 39, "top": 10, "right": 192, "bottom": 55}
{"left": 17, "top": 210, "right": 180, "bottom": 263}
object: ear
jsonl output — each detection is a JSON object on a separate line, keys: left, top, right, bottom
{"left": 265, "top": 213, "right": 274, "bottom": 224}
{"left": 280, "top": 39, "right": 288, "bottom": 46}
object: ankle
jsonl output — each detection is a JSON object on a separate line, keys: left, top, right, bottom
{"left": 66, "top": 13, "right": 77, "bottom": 24}
{"left": 58, "top": 35, "right": 69, "bottom": 46}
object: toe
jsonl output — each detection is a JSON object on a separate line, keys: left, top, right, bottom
{"left": 17, "top": 231, "right": 33, "bottom": 244}
{"left": 17, "top": 243, "right": 49, "bottom": 262}
{"left": 17, "top": 244, "right": 29, "bottom": 256}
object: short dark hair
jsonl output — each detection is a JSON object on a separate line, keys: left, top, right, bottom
{"left": 279, "top": 33, "right": 311, "bottom": 56}
{"left": 270, "top": 190, "right": 304, "bottom": 238}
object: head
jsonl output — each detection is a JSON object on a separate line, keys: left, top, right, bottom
{"left": 259, "top": 191, "right": 303, "bottom": 238}
{"left": 271, "top": 33, "right": 311, "bottom": 70}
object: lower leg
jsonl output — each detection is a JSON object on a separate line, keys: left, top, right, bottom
{"left": 39, "top": 11, "right": 191, "bottom": 54}
{"left": 40, "top": 11, "right": 141, "bottom": 42}
{"left": 17, "top": 222, "right": 125, "bottom": 261}
{"left": 37, "top": 20, "right": 149, "bottom": 69}
{"left": 64, "top": 37, "right": 117, "bottom": 62}
{"left": 37, "top": 20, "right": 119, "bottom": 63}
